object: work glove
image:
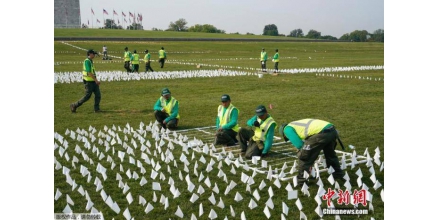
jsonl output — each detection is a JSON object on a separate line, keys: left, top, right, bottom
{"left": 253, "top": 120, "right": 260, "bottom": 127}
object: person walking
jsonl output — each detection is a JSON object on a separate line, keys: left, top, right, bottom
{"left": 279, "top": 119, "right": 345, "bottom": 186}
{"left": 272, "top": 49, "right": 280, "bottom": 73}
{"left": 131, "top": 50, "right": 140, "bottom": 73}
{"left": 214, "top": 94, "right": 240, "bottom": 146}
{"left": 144, "top": 49, "right": 154, "bottom": 72}
{"left": 153, "top": 88, "right": 180, "bottom": 130}
{"left": 260, "top": 48, "right": 268, "bottom": 72}
{"left": 123, "top": 47, "right": 132, "bottom": 72}
{"left": 238, "top": 105, "right": 277, "bottom": 159}
{"left": 102, "top": 45, "right": 108, "bottom": 60}
{"left": 70, "top": 49, "right": 101, "bottom": 113}
{"left": 158, "top": 47, "right": 167, "bottom": 68}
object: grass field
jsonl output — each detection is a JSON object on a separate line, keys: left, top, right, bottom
{"left": 54, "top": 29, "right": 384, "bottom": 219}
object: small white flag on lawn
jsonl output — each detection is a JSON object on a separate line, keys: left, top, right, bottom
{"left": 66, "top": 194, "right": 74, "bottom": 205}
{"left": 248, "top": 198, "right": 258, "bottom": 209}
{"left": 208, "top": 209, "right": 218, "bottom": 219}
{"left": 253, "top": 189, "right": 260, "bottom": 201}
{"left": 282, "top": 202, "right": 289, "bottom": 215}
{"left": 234, "top": 192, "right": 243, "bottom": 202}
{"left": 263, "top": 206, "right": 271, "bottom": 218}
{"left": 152, "top": 182, "right": 161, "bottom": 191}
{"left": 230, "top": 205, "right": 236, "bottom": 217}
{"left": 145, "top": 203, "right": 154, "bottom": 214}
{"left": 296, "top": 198, "right": 303, "bottom": 210}
{"left": 217, "top": 197, "right": 225, "bottom": 209}
{"left": 174, "top": 205, "right": 184, "bottom": 218}
{"left": 288, "top": 190, "right": 298, "bottom": 200}
{"left": 199, "top": 203, "right": 204, "bottom": 217}
{"left": 266, "top": 197, "right": 274, "bottom": 209}
{"left": 55, "top": 188, "right": 62, "bottom": 200}
{"left": 123, "top": 207, "right": 131, "bottom": 220}
{"left": 62, "top": 204, "right": 72, "bottom": 214}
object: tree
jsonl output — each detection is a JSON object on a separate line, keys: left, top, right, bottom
{"left": 339, "top": 33, "right": 350, "bottom": 41}
{"left": 127, "top": 22, "right": 143, "bottom": 30}
{"left": 263, "top": 24, "right": 279, "bottom": 36}
{"left": 104, "top": 19, "right": 122, "bottom": 29}
{"left": 167, "top": 18, "right": 188, "bottom": 31}
{"left": 288, "top": 29, "right": 303, "bottom": 37}
{"left": 349, "top": 30, "right": 369, "bottom": 42}
{"left": 188, "top": 24, "right": 225, "bottom": 33}
{"left": 306, "top": 29, "right": 321, "bottom": 39}
{"left": 371, "top": 29, "right": 384, "bottom": 42}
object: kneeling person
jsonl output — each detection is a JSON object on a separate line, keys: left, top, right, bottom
{"left": 153, "top": 88, "right": 180, "bottom": 129}
{"left": 214, "top": 94, "right": 240, "bottom": 146}
{"left": 238, "top": 105, "right": 277, "bottom": 159}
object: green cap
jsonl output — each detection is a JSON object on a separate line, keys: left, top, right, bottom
{"left": 161, "top": 88, "right": 171, "bottom": 96}
{"left": 255, "top": 105, "right": 267, "bottom": 116}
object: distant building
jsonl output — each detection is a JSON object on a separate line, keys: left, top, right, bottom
{"left": 54, "top": 0, "right": 80, "bottom": 28}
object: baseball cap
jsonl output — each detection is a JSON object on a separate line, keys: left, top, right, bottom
{"left": 221, "top": 94, "right": 231, "bottom": 102}
{"left": 262, "top": 48, "right": 265, "bottom": 50}
{"left": 124, "top": 47, "right": 128, "bottom": 50}
{"left": 87, "top": 49, "right": 98, "bottom": 55}
{"left": 255, "top": 105, "right": 267, "bottom": 116}
{"left": 161, "top": 88, "right": 171, "bottom": 96}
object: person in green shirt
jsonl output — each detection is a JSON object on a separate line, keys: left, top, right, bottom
{"left": 238, "top": 105, "right": 277, "bottom": 159}
{"left": 158, "top": 47, "right": 167, "bottom": 68}
{"left": 153, "top": 88, "right": 180, "bottom": 130}
{"left": 123, "top": 47, "right": 132, "bottom": 73}
{"left": 214, "top": 94, "right": 240, "bottom": 146}
{"left": 279, "top": 119, "right": 344, "bottom": 186}
{"left": 272, "top": 49, "right": 280, "bottom": 73}
{"left": 260, "top": 48, "right": 268, "bottom": 72}
{"left": 144, "top": 49, "right": 154, "bottom": 72}
{"left": 130, "top": 50, "right": 140, "bottom": 73}
{"left": 70, "top": 49, "right": 101, "bottom": 113}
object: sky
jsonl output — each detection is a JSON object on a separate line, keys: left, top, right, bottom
{"left": 80, "top": 0, "right": 384, "bottom": 38}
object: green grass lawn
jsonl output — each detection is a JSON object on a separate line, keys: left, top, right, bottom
{"left": 54, "top": 29, "right": 384, "bottom": 219}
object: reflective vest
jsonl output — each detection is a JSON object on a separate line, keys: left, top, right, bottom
{"left": 132, "top": 54, "right": 140, "bottom": 64}
{"left": 144, "top": 53, "right": 151, "bottom": 63}
{"left": 159, "top": 50, "right": 166, "bottom": 58}
{"left": 273, "top": 52, "right": 279, "bottom": 62}
{"left": 124, "top": 51, "right": 131, "bottom": 61}
{"left": 217, "top": 104, "right": 240, "bottom": 132}
{"left": 260, "top": 52, "right": 267, "bottom": 61}
{"left": 82, "top": 58, "right": 96, "bottom": 82}
{"left": 287, "top": 119, "right": 330, "bottom": 139}
{"left": 252, "top": 116, "right": 276, "bottom": 142}
{"left": 160, "top": 96, "right": 180, "bottom": 119}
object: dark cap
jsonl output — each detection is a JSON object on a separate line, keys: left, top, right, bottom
{"left": 161, "top": 47, "right": 164, "bottom": 50}
{"left": 145, "top": 49, "right": 149, "bottom": 53}
{"left": 161, "top": 88, "right": 171, "bottom": 96}
{"left": 279, "top": 123, "right": 288, "bottom": 141}
{"left": 124, "top": 47, "right": 128, "bottom": 50}
{"left": 262, "top": 48, "right": 265, "bottom": 50}
{"left": 255, "top": 105, "right": 267, "bottom": 116}
{"left": 134, "top": 50, "right": 137, "bottom": 53}
{"left": 221, "top": 94, "right": 231, "bottom": 102}
{"left": 87, "top": 49, "right": 98, "bottom": 55}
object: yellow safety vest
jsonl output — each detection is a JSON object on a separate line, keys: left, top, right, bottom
{"left": 124, "top": 51, "right": 131, "bottom": 61}
{"left": 260, "top": 52, "right": 267, "bottom": 61}
{"left": 287, "top": 119, "right": 330, "bottom": 139}
{"left": 160, "top": 96, "right": 180, "bottom": 119}
{"left": 217, "top": 104, "right": 240, "bottom": 132}
{"left": 159, "top": 50, "right": 165, "bottom": 58}
{"left": 273, "top": 52, "right": 279, "bottom": 62}
{"left": 82, "top": 58, "right": 96, "bottom": 82}
{"left": 132, "top": 54, "right": 140, "bottom": 64}
{"left": 252, "top": 116, "right": 276, "bottom": 142}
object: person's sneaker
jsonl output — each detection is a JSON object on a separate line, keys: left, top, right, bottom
{"left": 70, "top": 103, "right": 77, "bottom": 113}
{"left": 94, "top": 110, "right": 101, "bottom": 113}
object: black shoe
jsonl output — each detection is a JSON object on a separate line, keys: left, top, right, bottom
{"left": 70, "top": 103, "right": 77, "bottom": 113}
{"left": 94, "top": 110, "right": 101, "bottom": 113}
